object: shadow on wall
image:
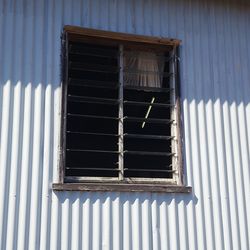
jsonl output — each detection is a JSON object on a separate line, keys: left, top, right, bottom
{"left": 0, "top": 0, "right": 249, "bottom": 204}
{"left": 0, "top": 1, "right": 250, "bottom": 250}
{"left": 55, "top": 190, "right": 197, "bottom": 205}
{"left": 0, "top": 0, "right": 249, "bottom": 243}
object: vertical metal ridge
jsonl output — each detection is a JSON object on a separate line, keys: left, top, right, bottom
{"left": 207, "top": 2, "right": 226, "bottom": 249}
{"left": 141, "top": 194, "right": 151, "bottom": 250}
{"left": 212, "top": 0, "right": 233, "bottom": 248}
{"left": 5, "top": 0, "right": 25, "bottom": 245}
{"left": 242, "top": 0, "right": 250, "bottom": 244}
{"left": 227, "top": 0, "right": 249, "bottom": 248}
{"left": 101, "top": 194, "right": 111, "bottom": 249}
{"left": 233, "top": 0, "right": 250, "bottom": 247}
{"left": 222, "top": 1, "right": 241, "bottom": 249}
{"left": 189, "top": 2, "right": 208, "bottom": 249}
{"left": 118, "top": 45, "right": 124, "bottom": 180}
{"left": 27, "top": 0, "right": 46, "bottom": 248}
{"left": 0, "top": 2, "right": 15, "bottom": 248}
{"left": 40, "top": 0, "right": 53, "bottom": 243}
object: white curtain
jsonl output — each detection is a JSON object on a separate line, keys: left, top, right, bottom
{"left": 124, "top": 51, "right": 165, "bottom": 88}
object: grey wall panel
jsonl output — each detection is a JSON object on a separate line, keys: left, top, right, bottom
{"left": 0, "top": 0, "right": 249, "bottom": 249}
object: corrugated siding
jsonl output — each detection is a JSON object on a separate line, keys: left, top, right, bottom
{"left": 0, "top": 0, "right": 249, "bottom": 249}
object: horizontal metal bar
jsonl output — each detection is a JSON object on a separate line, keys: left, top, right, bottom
{"left": 69, "top": 83, "right": 118, "bottom": 90}
{"left": 69, "top": 50, "right": 117, "bottom": 59}
{"left": 123, "top": 150, "right": 174, "bottom": 156}
{"left": 123, "top": 116, "right": 173, "bottom": 124}
{"left": 124, "top": 85, "right": 173, "bottom": 93}
{"left": 69, "top": 44, "right": 118, "bottom": 58}
{"left": 66, "top": 149, "right": 119, "bottom": 154}
{"left": 67, "top": 113, "right": 119, "bottom": 120}
{"left": 69, "top": 79, "right": 119, "bottom": 89}
{"left": 124, "top": 69, "right": 174, "bottom": 77}
{"left": 123, "top": 133, "right": 174, "bottom": 140}
{"left": 69, "top": 78, "right": 118, "bottom": 88}
{"left": 123, "top": 51, "right": 174, "bottom": 62}
{"left": 66, "top": 167, "right": 120, "bottom": 171}
{"left": 123, "top": 100, "right": 173, "bottom": 107}
{"left": 68, "top": 95, "right": 119, "bottom": 105}
{"left": 69, "top": 61, "right": 119, "bottom": 73}
{"left": 67, "top": 131, "right": 119, "bottom": 137}
{"left": 124, "top": 168, "right": 174, "bottom": 173}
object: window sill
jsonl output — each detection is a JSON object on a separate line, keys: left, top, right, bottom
{"left": 52, "top": 183, "right": 192, "bottom": 193}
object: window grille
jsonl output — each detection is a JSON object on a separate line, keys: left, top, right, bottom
{"left": 60, "top": 27, "right": 183, "bottom": 185}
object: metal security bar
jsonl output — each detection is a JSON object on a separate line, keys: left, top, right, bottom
{"left": 69, "top": 61, "right": 119, "bottom": 73}
{"left": 123, "top": 133, "right": 174, "bottom": 140}
{"left": 118, "top": 45, "right": 124, "bottom": 180}
{"left": 124, "top": 85, "right": 174, "bottom": 93}
{"left": 123, "top": 116, "right": 173, "bottom": 124}
{"left": 69, "top": 43, "right": 118, "bottom": 58}
{"left": 170, "top": 47, "right": 178, "bottom": 182}
{"left": 121, "top": 48, "right": 177, "bottom": 179}
{"left": 123, "top": 150, "right": 175, "bottom": 156}
{"left": 123, "top": 100, "right": 173, "bottom": 107}
{"left": 69, "top": 78, "right": 119, "bottom": 89}
{"left": 123, "top": 69, "right": 175, "bottom": 77}
{"left": 67, "top": 95, "right": 119, "bottom": 105}
{"left": 64, "top": 37, "right": 179, "bottom": 181}
{"left": 65, "top": 41, "right": 120, "bottom": 178}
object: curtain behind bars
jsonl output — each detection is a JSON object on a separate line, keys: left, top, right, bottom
{"left": 124, "top": 51, "right": 165, "bottom": 88}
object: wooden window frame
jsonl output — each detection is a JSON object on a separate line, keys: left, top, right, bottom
{"left": 53, "top": 26, "right": 191, "bottom": 193}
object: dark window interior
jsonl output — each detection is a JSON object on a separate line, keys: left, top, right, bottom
{"left": 64, "top": 39, "right": 174, "bottom": 180}
{"left": 66, "top": 41, "right": 119, "bottom": 177}
{"left": 123, "top": 53, "right": 173, "bottom": 178}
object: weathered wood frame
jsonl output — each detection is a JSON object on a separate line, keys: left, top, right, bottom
{"left": 53, "top": 183, "right": 191, "bottom": 193}
{"left": 55, "top": 26, "right": 191, "bottom": 193}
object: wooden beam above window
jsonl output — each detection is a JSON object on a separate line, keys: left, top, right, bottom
{"left": 64, "top": 25, "right": 181, "bottom": 47}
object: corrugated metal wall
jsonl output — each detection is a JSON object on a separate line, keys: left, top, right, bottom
{"left": 0, "top": 0, "right": 249, "bottom": 249}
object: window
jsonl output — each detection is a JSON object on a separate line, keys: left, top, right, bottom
{"left": 54, "top": 26, "right": 191, "bottom": 193}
